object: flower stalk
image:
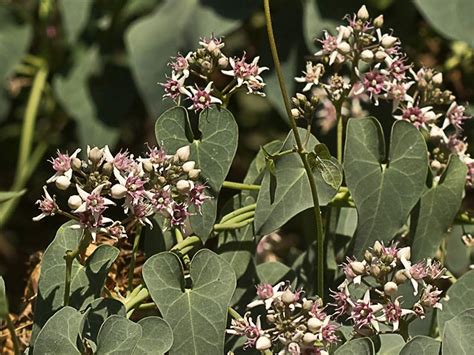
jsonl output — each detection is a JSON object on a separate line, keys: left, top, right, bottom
{"left": 222, "top": 181, "right": 261, "bottom": 191}
{"left": 127, "top": 223, "right": 142, "bottom": 293}
{"left": 263, "top": 0, "right": 325, "bottom": 296}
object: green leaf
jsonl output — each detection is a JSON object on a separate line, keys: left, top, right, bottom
{"left": 0, "top": 276, "right": 8, "bottom": 317}
{"left": 303, "top": 0, "right": 337, "bottom": 50}
{"left": 254, "top": 128, "right": 340, "bottom": 235}
{"left": 0, "top": 190, "right": 26, "bottom": 204}
{"left": 378, "top": 334, "right": 405, "bottom": 354}
{"left": 217, "top": 195, "right": 256, "bottom": 280}
{"left": 0, "top": 4, "right": 31, "bottom": 121}
{"left": 126, "top": 0, "right": 243, "bottom": 118}
{"left": 143, "top": 249, "right": 236, "bottom": 354}
{"left": 32, "top": 223, "right": 118, "bottom": 343}
{"left": 400, "top": 335, "right": 441, "bottom": 355}
{"left": 244, "top": 140, "right": 282, "bottom": 185}
{"left": 155, "top": 106, "right": 238, "bottom": 240}
{"left": 58, "top": 0, "right": 92, "bottom": 43}
{"left": 344, "top": 118, "right": 428, "bottom": 257}
{"left": 442, "top": 308, "right": 474, "bottom": 355}
{"left": 257, "top": 261, "right": 295, "bottom": 285}
{"left": 33, "top": 306, "right": 82, "bottom": 355}
{"left": 411, "top": 155, "right": 467, "bottom": 261}
{"left": 335, "top": 338, "right": 375, "bottom": 354}
{"left": 69, "top": 244, "right": 119, "bottom": 309}
{"left": 438, "top": 270, "right": 474, "bottom": 335}
{"left": 54, "top": 46, "right": 119, "bottom": 147}
{"left": 82, "top": 298, "right": 126, "bottom": 345}
{"left": 315, "top": 157, "right": 343, "bottom": 190}
{"left": 445, "top": 224, "right": 474, "bottom": 276}
{"left": 133, "top": 316, "right": 174, "bottom": 355}
{"left": 414, "top": 0, "right": 474, "bottom": 47}
{"left": 96, "top": 315, "right": 142, "bottom": 354}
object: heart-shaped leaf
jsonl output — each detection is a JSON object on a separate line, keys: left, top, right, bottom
{"left": 411, "top": 155, "right": 467, "bottom": 261}
{"left": 32, "top": 222, "right": 119, "bottom": 343}
{"left": 254, "top": 128, "right": 340, "bottom": 235}
{"left": 438, "top": 270, "right": 474, "bottom": 334}
{"left": 414, "top": 0, "right": 474, "bottom": 47}
{"left": 442, "top": 308, "right": 474, "bottom": 355}
{"left": 33, "top": 306, "right": 82, "bottom": 355}
{"left": 54, "top": 46, "right": 120, "bottom": 147}
{"left": 58, "top": 0, "right": 92, "bottom": 43}
{"left": 378, "top": 334, "right": 405, "bottom": 354}
{"left": 335, "top": 338, "right": 375, "bottom": 354}
{"left": 143, "top": 249, "right": 236, "bottom": 354}
{"left": 344, "top": 118, "right": 428, "bottom": 257}
{"left": 126, "top": 0, "right": 247, "bottom": 118}
{"left": 155, "top": 106, "right": 238, "bottom": 240}
{"left": 400, "top": 335, "right": 441, "bottom": 355}
{"left": 133, "top": 316, "right": 174, "bottom": 355}
{"left": 96, "top": 315, "right": 142, "bottom": 354}
{"left": 82, "top": 297, "right": 126, "bottom": 345}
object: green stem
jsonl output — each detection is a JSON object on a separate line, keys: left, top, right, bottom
{"left": 214, "top": 218, "right": 254, "bottom": 231}
{"left": 127, "top": 224, "right": 142, "bottom": 293}
{"left": 455, "top": 212, "right": 474, "bottom": 224}
{"left": 171, "top": 235, "right": 202, "bottom": 252}
{"left": 228, "top": 307, "right": 242, "bottom": 320}
{"left": 125, "top": 287, "right": 149, "bottom": 312}
{"left": 16, "top": 65, "right": 48, "bottom": 178}
{"left": 336, "top": 101, "right": 344, "bottom": 163}
{"left": 222, "top": 181, "right": 261, "bottom": 191}
{"left": 175, "top": 228, "right": 190, "bottom": 266}
{"left": 6, "top": 315, "right": 21, "bottom": 355}
{"left": 64, "top": 231, "right": 92, "bottom": 306}
{"left": 220, "top": 203, "right": 256, "bottom": 224}
{"left": 223, "top": 211, "right": 255, "bottom": 225}
{"left": 263, "top": 0, "right": 325, "bottom": 297}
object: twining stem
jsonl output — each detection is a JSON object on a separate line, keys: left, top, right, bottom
{"left": 125, "top": 287, "right": 150, "bottom": 313}
{"left": 174, "top": 228, "right": 190, "bottom": 266}
{"left": 127, "top": 224, "right": 142, "bottom": 293}
{"left": 6, "top": 315, "right": 21, "bottom": 355}
{"left": 263, "top": 0, "right": 325, "bottom": 296}
{"left": 222, "top": 181, "right": 261, "bottom": 191}
{"left": 171, "top": 235, "right": 202, "bottom": 252}
{"left": 220, "top": 203, "right": 256, "bottom": 224}
{"left": 223, "top": 211, "right": 255, "bottom": 225}
{"left": 336, "top": 101, "right": 344, "bottom": 163}
{"left": 214, "top": 219, "right": 254, "bottom": 231}
{"left": 63, "top": 231, "right": 92, "bottom": 306}
{"left": 16, "top": 64, "right": 48, "bottom": 177}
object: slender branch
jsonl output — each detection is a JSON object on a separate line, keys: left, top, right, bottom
{"left": 127, "top": 224, "right": 142, "bottom": 293}
{"left": 6, "top": 315, "right": 21, "bottom": 355}
{"left": 220, "top": 203, "right": 256, "bottom": 224}
{"left": 214, "top": 218, "right": 254, "bottom": 231}
{"left": 263, "top": 0, "right": 325, "bottom": 296}
{"left": 16, "top": 65, "right": 48, "bottom": 178}
{"left": 175, "top": 228, "right": 190, "bottom": 266}
{"left": 222, "top": 181, "right": 261, "bottom": 191}
{"left": 64, "top": 231, "right": 92, "bottom": 306}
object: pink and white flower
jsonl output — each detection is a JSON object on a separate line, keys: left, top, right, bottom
{"left": 46, "top": 148, "right": 81, "bottom": 183}
{"left": 295, "top": 62, "right": 325, "bottom": 92}
{"left": 183, "top": 82, "right": 222, "bottom": 112}
{"left": 33, "top": 186, "right": 56, "bottom": 221}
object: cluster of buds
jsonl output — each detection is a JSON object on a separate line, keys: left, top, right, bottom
{"left": 291, "top": 93, "right": 319, "bottom": 121}
{"left": 161, "top": 35, "right": 268, "bottom": 112}
{"left": 331, "top": 242, "right": 447, "bottom": 335}
{"left": 33, "top": 145, "right": 210, "bottom": 241}
{"left": 294, "top": 5, "right": 473, "bottom": 187}
{"left": 227, "top": 282, "right": 339, "bottom": 354}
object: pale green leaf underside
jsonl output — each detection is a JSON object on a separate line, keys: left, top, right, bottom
{"left": 400, "top": 335, "right": 441, "bottom": 355}
{"left": 442, "top": 308, "right": 474, "bottom": 355}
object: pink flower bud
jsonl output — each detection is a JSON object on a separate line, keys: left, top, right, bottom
{"left": 255, "top": 336, "right": 272, "bottom": 350}
{"left": 55, "top": 176, "right": 71, "bottom": 190}
{"left": 350, "top": 261, "right": 366, "bottom": 275}
{"left": 432, "top": 72, "right": 443, "bottom": 85}
{"left": 281, "top": 290, "right": 295, "bottom": 304}
{"left": 357, "top": 5, "right": 369, "bottom": 21}
{"left": 176, "top": 146, "right": 190, "bottom": 161}
{"left": 182, "top": 161, "right": 196, "bottom": 173}
{"left": 375, "top": 51, "right": 388, "bottom": 61}
{"left": 68, "top": 195, "right": 82, "bottom": 210}
{"left": 111, "top": 184, "right": 127, "bottom": 199}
